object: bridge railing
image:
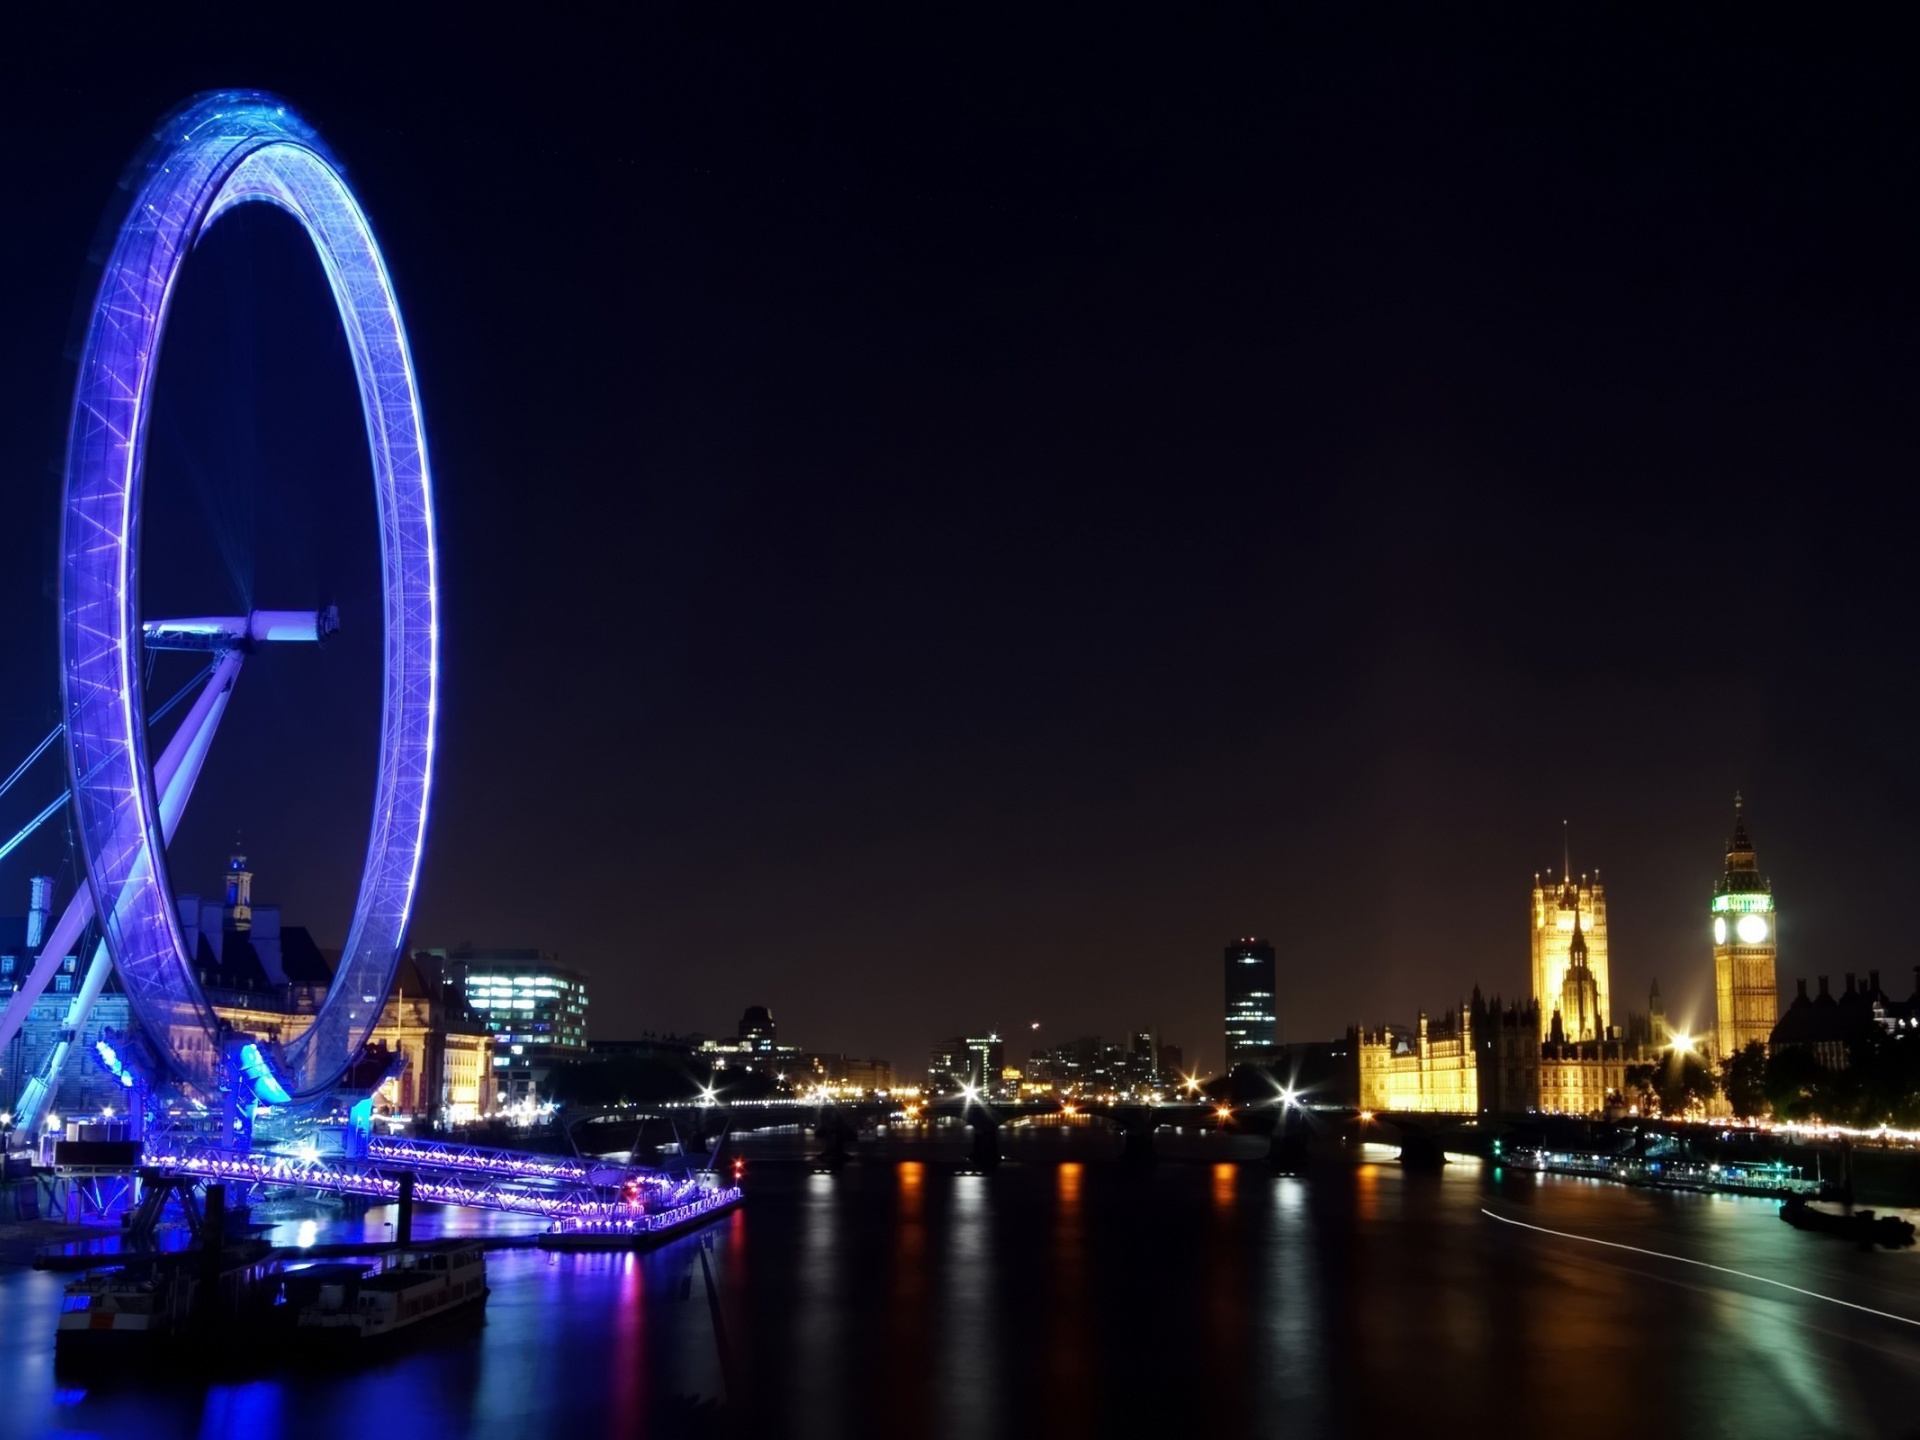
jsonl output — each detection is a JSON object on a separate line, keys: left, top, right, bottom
{"left": 364, "top": 1133, "right": 681, "bottom": 1190}
{"left": 141, "top": 1140, "right": 709, "bottom": 1223}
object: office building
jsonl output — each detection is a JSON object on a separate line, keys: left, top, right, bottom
{"left": 423, "top": 946, "right": 588, "bottom": 1107}
{"left": 1223, "top": 936, "right": 1277, "bottom": 1069}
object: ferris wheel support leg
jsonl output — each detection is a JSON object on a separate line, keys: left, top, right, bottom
{"left": 4, "top": 651, "right": 245, "bottom": 1134}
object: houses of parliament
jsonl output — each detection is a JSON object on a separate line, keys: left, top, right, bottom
{"left": 1356, "top": 797, "right": 1778, "bottom": 1115}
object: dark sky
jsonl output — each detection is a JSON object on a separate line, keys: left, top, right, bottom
{"left": 3, "top": 10, "right": 1919, "bottom": 1077}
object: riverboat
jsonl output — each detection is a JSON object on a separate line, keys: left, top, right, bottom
{"left": 55, "top": 1240, "right": 290, "bottom": 1359}
{"left": 535, "top": 1185, "right": 743, "bottom": 1251}
{"left": 1778, "top": 1195, "right": 1916, "bottom": 1250}
{"left": 296, "top": 1240, "right": 489, "bottom": 1344}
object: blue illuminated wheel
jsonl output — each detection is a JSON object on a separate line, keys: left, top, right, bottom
{"left": 60, "top": 93, "right": 437, "bottom": 1099}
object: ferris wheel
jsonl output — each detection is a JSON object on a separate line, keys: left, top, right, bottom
{"left": 0, "top": 92, "right": 438, "bottom": 1122}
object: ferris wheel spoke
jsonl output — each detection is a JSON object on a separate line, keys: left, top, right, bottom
{"left": 0, "top": 650, "right": 244, "bottom": 1065}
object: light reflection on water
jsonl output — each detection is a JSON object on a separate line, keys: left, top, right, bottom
{"left": 0, "top": 1152, "right": 1917, "bottom": 1438}
{"left": 938, "top": 1174, "right": 997, "bottom": 1440}
{"left": 792, "top": 1173, "right": 841, "bottom": 1440}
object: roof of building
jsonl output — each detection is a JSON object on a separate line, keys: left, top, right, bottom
{"left": 1770, "top": 976, "right": 1854, "bottom": 1047}
{"left": 279, "top": 926, "right": 333, "bottom": 985}
{"left": 1717, "top": 791, "right": 1772, "bottom": 896}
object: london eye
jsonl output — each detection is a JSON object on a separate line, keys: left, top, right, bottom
{"left": 2, "top": 91, "right": 437, "bottom": 1114}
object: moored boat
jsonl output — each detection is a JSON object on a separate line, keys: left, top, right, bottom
{"left": 1779, "top": 1194, "right": 1916, "bottom": 1249}
{"left": 296, "top": 1240, "right": 488, "bottom": 1344}
{"left": 56, "top": 1240, "right": 287, "bottom": 1361}
{"left": 536, "top": 1184, "right": 743, "bottom": 1251}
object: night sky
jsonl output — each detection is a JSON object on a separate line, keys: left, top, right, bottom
{"left": 3, "top": 11, "right": 1919, "bottom": 1077}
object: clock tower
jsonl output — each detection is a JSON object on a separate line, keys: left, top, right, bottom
{"left": 1712, "top": 793, "right": 1777, "bottom": 1060}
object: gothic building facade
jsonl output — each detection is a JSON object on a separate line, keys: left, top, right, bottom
{"left": 1356, "top": 1005, "right": 1477, "bottom": 1113}
{"left": 1712, "top": 794, "right": 1779, "bottom": 1060}
{"left": 1355, "top": 839, "right": 1665, "bottom": 1116}
{"left": 1531, "top": 854, "right": 1610, "bottom": 1042}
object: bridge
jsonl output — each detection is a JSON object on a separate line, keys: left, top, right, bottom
{"left": 618, "top": 1094, "right": 1487, "bottom": 1171}
{"left": 37, "top": 1127, "right": 741, "bottom": 1246}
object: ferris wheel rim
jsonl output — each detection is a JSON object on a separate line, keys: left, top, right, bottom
{"left": 58, "top": 91, "right": 438, "bottom": 1102}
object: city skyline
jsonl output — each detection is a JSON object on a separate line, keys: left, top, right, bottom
{"left": 4, "top": 16, "right": 1920, "bottom": 1435}
{"left": 2, "top": 13, "right": 1918, "bottom": 1080}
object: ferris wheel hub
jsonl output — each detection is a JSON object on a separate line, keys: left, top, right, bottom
{"left": 143, "top": 606, "right": 341, "bottom": 652}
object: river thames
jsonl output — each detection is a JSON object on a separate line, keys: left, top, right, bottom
{"left": 2, "top": 1137, "right": 1917, "bottom": 1438}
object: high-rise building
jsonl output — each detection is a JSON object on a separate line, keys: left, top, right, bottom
{"left": 425, "top": 947, "right": 589, "bottom": 1106}
{"left": 738, "top": 1005, "right": 777, "bottom": 1053}
{"left": 1530, "top": 843, "right": 1610, "bottom": 1043}
{"left": 928, "top": 1034, "right": 1004, "bottom": 1092}
{"left": 964, "top": 1033, "right": 1005, "bottom": 1092}
{"left": 1713, "top": 793, "right": 1778, "bottom": 1060}
{"left": 1223, "top": 937, "right": 1277, "bottom": 1070}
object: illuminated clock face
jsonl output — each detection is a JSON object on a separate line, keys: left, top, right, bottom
{"left": 1735, "top": 914, "right": 1770, "bottom": 945}
{"left": 1713, "top": 917, "right": 1727, "bottom": 945}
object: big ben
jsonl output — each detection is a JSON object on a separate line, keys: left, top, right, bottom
{"left": 1712, "top": 793, "right": 1778, "bottom": 1059}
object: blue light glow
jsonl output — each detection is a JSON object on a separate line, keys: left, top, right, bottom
{"left": 92, "top": 1039, "right": 136, "bottom": 1088}
{"left": 236, "top": 1041, "right": 293, "bottom": 1106}
{"left": 59, "top": 92, "right": 438, "bottom": 1098}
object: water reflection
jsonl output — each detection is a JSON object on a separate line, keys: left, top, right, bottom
{"left": 1255, "top": 1178, "right": 1325, "bottom": 1430}
{"left": 1354, "top": 1159, "right": 1380, "bottom": 1221}
{"left": 883, "top": 1162, "right": 930, "bottom": 1417}
{"left": 609, "top": 1254, "right": 643, "bottom": 1432}
{"left": 793, "top": 1174, "right": 843, "bottom": 1440}
{"left": 1204, "top": 1162, "right": 1245, "bottom": 1434}
{"left": 937, "top": 1175, "right": 997, "bottom": 1440}
{"left": 3, "top": 1154, "right": 1917, "bottom": 1438}
{"left": 1211, "top": 1161, "right": 1236, "bottom": 1211}
{"left": 1045, "top": 1163, "right": 1091, "bottom": 1440}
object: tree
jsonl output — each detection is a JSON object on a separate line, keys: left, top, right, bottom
{"left": 1622, "top": 1063, "right": 1659, "bottom": 1116}
{"left": 1762, "top": 1046, "right": 1829, "bottom": 1122}
{"left": 1720, "top": 1041, "right": 1770, "bottom": 1120}
{"left": 1644, "top": 1048, "right": 1717, "bottom": 1118}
